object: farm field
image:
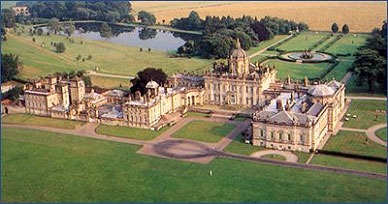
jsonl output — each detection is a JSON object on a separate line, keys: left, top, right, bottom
{"left": 2, "top": 127, "right": 386, "bottom": 203}
{"left": 323, "top": 61, "right": 353, "bottom": 81}
{"left": 343, "top": 100, "right": 387, "bottom": 129}
{"left": 326, "top": 34, "right": 369, "bottom": 55}
{"left": 132, "top": 1, "right": 387, "bottom": 32}
{"left": 95, "top": 124, "right": 169, "bottom": 141}
{"left": 247, "top": 35, "right": 289, "bottom": 55}
{"left": 89, "top": 75, "right": 131, "bottom": 89}
{"left": 262, "top": 59, "right": 330, "bottom": 80}
{"left": 170, "top": 121, "right": 235, "bottom": 143}
{"left": 276, "top": 32, "right": 329, "bottom": 51}
{"left": 2, "top": 29, "right": 213, "bottom": 80}
{"left": 2, "top": 114, "right": 85, "bottom": 129}
{"left": 376, "top": 127, "right": 387, "bottom": 141}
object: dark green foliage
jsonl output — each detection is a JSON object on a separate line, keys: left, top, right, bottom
{"left": 1, "top": 87, "right": 23, "bottom": 101}
{"left": 331, "top": 23, "right": 339, "bottom": 33}
{"left": 36, "top": 28, "right": 44, "bottom": 36}
{"left": 1, "top": 54, "right": 21, "bottom": 83}
{"left": 137, "top": 11, "right": 156, "bottom": 25}
{"left": 48, "top": 18, "right": 62, "bottom": 34}
{"left": 64, "top": 21, "right": 75, "bottom": 36}
{"left": 138, "top": 28, "right": 156, "bottom": 40}
{"left": 130, "top": 68, "right": 168, "bottom": 95}
{"left": 32, "top": 37, "right": 36, "bottom": 42}
{"left": 76, "top": 54, "right": 81, "bottom": 61}
{"left": 28, "top": 1, "right": 133, "bottom": 23}
{"left": 100, "top": 22, "right": 112, "bottom": 38}
{"left": 250, "top": 22, "right": 272, "bottom": 41}
{"left": 342, "top": 24, "right": 349, "bottom": 34}
{"left": 1, "top": 9, "right": 16, "bottom": 28}
{"left": 55, "top": 42, "right": 66, "bottom": 53}
{"left": 170, "top": 11, "right": 203, "bottom": 31}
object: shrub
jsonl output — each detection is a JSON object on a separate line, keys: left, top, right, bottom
{"left": 140, "top": 48, "right": 143, "bottom": 52}
{"left": 88, "top": 55, "right": 92, "bottom": 60}
{"left": 32, "top": 37, "right": 36, "bottom": 42}
{"left": 55, "top": 42, "right": 66, "bottom": 53}
{"left": 76, "top": 54, "right": 81, "bottom": 61}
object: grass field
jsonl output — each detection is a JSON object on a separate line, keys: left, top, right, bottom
{"left": 2, "top": 114, "right": 85, "bottom": 129}
{"left": 171, "top": 121, "right": 235, "bottom": 143}
{"left": 323, "top": 61, "right": 353, "bottom": 81}
{"left": 324, "top": 131, "right": 386, "bottom": 158}
{"left": 89, "top": 75, "right": 131, "bottom": 88}
{"left": 312, "top": 34, "right": 339, "bottom": 51}
{"left": 311, "top": 154, "right": 386, "bottom": 174}
{"left": 2, "top": 128, "right": 386, "bottom": 202}
{"left": 275, "top": 32, "right": 329, "bottom": 51}
{"left": 2, "top": 29, "right": 213, "bottom": 80}
{"left": 95, "top": 124, "right": 169, "bottom": 141}
{"left": 343, "top": 100, "right": 387, "bottom": 129}
{"left": 247, "top": 35, "right": 289, "bottom": 55}
{"left": 132, "top": 1, "right": 386, "bottom": 33}
{"left": 263, "top": 59, "right": 330, "bottom": 80}
{"left": 250, "top": 55, "right": 267, "bottom": 64}
{"left": 185, "top": 112, "right": 210, "bottom": 117}
{"left": 345, "top": 74, "right": 387, "bottom": 97}
{"left": 326, "top": 34, "right": 368, "bottom": 55}
{"left": 376, "top": 127, "right": 387, "bottom": 141}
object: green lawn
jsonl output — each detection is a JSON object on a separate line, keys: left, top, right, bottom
{"left": 323, "top": 61, "right": 353, "bottom": 81}
{"left": 185, "top": 112, "right": 210, "bottom": 117}
{"left": 345, "top": 74, "right": 387, "bottom": 97}
{"left": 2, "top": 114, "right": 85, "bottom": 129}
{"left": 311, "top": 154, "right": 386, "bottom": 174}
{"left": 171, "top": 121, "right": 235, "bottom": 143}
{"left": 324, "top": 131, "right": 386, "bottom": 158}
{"left": 294, "top": 151, "right": 311, "bottom": 164}
{"left": 263, "top": 59, "right": 330, "bottom": 80}
{"left": 247, "top": 35, "right": 289, "bottom": 55}
{"left": 261, "top": 154, "right": 286, "bottom": 161}
{"left": 343, "top": 100, "right": 387, "bottom": 129}
{"left": 250, "top": 55, "right": 268, "bottom": 64}
{"left": 233, "top": 116, "right": 248, "bottom": 122}
{"left": 89, "top": 75, "right": 131, "bottom": 88}
{"left": 376, "top": 127, "right": 387, "bottom": 141}
{"left": 3, "top": 27, "right": 213, "bottom": 80}
{"left": 313, "top": 34, "right": 339, "bottom": 51}
{"left": 95, "top": 124, "right": 169, "bottom": 141}
{"left": 276, "top": 32, "right": 329, "bottom": 51}
{"left": 326, "top": 34, "right": 368, "bottom": 55}
{"left": 2, "top": 128, "right": 386, "bottom": 202}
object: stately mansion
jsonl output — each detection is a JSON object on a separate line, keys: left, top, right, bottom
{"left": 22, "top": 39, "right": 345, "bottom": 153}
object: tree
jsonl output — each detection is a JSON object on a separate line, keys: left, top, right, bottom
{"left": 250, "top": 21, "right": 272, "bottom": 41}
{"left": 56, "top": 42, "right": 66, "bottom": 53}
{"left": 137, "top": 11, "right": 156, "bottom": 25}
{"left": 100, "top": 22, "right": 112, "bottom": 38}
{"left": 342, "top": 24, "right": 349, "bottom": 34}
{"left": 351, "top": 49, "right": 385, "bottom": 91}
{"left": 1, "top": 54, "right": 21, "bottom": 83}
{"left": 130, "top": 68, "right": 167, "bottom": 95}
{"left": 1, "top": 86, "right": 23, "bottom": 101}
{"left": 48, "top": 18, "right": 62, "bottom": 34}
{"left": 1, "top": 9, "right": 16, "bottom": 28}
{"left": 36, "top": 28, "right": 44, "bottom": 36}
{"left": 64, "top": 21, "right": 75, "bottom": 36}
{"left": 331, "top": 23, "right": 339, "bottom": 33}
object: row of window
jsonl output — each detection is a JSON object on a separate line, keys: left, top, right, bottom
{"left": 260, "top": 129, "right": 305, "bottom": 142}
{"left": 206, "top": 83, "right": 254, "bottom": 93}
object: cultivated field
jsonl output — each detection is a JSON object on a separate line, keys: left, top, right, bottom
{"left": 2, "top": 128, "right": 386, "bottom": 202}
{"left": 2, "top": 28, "right": 214, "bottom": 80}
{"left": 132, "top": 1, "right": 387, "bottom": 33}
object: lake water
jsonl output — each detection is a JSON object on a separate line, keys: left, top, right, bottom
{"left": 39, "top": 22, "right": 195, "bottom": 52}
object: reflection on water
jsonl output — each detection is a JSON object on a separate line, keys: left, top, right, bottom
{"left": 39, "top": 22, "right": 198, "bottom": 52}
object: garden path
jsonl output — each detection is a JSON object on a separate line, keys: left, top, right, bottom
{"left": 250, "top": 150, "right": 298, "bottom": 163}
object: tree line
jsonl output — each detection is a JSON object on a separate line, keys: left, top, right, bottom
{"left": 171, "top": 11, "right": 309, "bottom": 59}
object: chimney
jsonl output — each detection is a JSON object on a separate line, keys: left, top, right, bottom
{"left": 302, "top": 101, "right": 308, "bottom": 113}
{"left": 304, "top": 76, "right": 308, "bottom": 87}
{"left": 276, "top": 99, "right": 283, "bottom": 111}
{"left": 291, "top": 92, "right": 295, "bottom": 102}
{"left": 285, "top": 99, "right": 291, "bottom": 111}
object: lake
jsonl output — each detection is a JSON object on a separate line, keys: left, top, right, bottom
{"left": 38, "top": 22, "right": 197, "bottom": 52}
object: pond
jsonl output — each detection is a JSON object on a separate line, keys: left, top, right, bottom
{"left": 38, "top": 22, "right": 197, "bottom": 52}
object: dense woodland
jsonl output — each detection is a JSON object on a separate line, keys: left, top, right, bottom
{"left": 171, "top": 11, "right": 309, "bottom": 58}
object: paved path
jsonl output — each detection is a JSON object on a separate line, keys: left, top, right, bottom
{"left": 340, "top": 123, "right": 387, "bottom": 146}
{"left": 345, "top": 96, "right": 387, "bottom": 101}
{"left": 250, "top": 150, "right": 298, "bottom": 163}
{"left": 249, "top": 34, "right": 293, "bottom": 59}
{"left": 86, "top": 71, "right": 134, "bottom": 80}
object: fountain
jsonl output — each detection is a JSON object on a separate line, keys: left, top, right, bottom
{"left": 280, "top": 49, "right": 333, "bottom": 63}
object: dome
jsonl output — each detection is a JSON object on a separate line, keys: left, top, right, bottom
{"left": 145, "top": 80, "right": 159, "bottom": 89}
{"left": 307, "top": 85, "right": 335, "bottom": 97}
{"left": 231, "top": 38, "right": 247, "bottom": 59}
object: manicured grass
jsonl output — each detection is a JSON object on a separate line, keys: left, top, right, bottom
{"left": 345, "top": 74, "right": 387, "bottom": 97}
{"left": 233, "top": 116, "right": 249, "bottom": 122}
{"left": 261, "top": 154, "right": 286, "bottom": 161}
{"left": 343, "top": 100, "right": 387, "bottom": 129}
{"left": 2, "top": 128, "right": 386, "bottom": 202}
{"left": 3, "top": 28, "right": 213, "bottom": 80}
{"left": 376, "top": 127, "right": 387, "bottom": 141}
{"left": 171, "top": 121, "right": 235, "bottom": 143}
{"left": 313, "top": 34, "right": 339, "bottom": 51}
{"left": 294, "top": 151, "right": 311, "bottom": 164}
{"left": 185, "top": 112, "right": 210, "bottom": 117}
{"left": 223, "top": 134, "right": 265, "bottom": 155}
{"left": 250, "top": 55, "right": 267, "bottom": 64}
{"left": 276, "top": 32, "right": 329, "bottom": 51}
{"left": 2, "top": 114, "right": 85, "bottom": 129}
{"left": 311, "top": 154, "right": 386, "bottom": 174}
{"left": 247, "top": 35, "right": 289, "bottom": 55}
{"left": 95, "top": 124, "right": 169, "bottom": 141}
{"left": 326, "top": 34, "right": 368, "bottom": 55}
{"left": 263, "top": 59, "right": 330, "bottom": 80}
{"left": 323, "top": 61, "right": 353, "bottom": 81}
{"left": 89, "top": 75, "right": 131, "bottom": 88}
{"left": 324, "top": 131, "right": 386, "bottom": 158}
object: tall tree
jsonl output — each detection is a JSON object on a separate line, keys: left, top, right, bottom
{"left": 130, "top": 68, "right": 167, "bottom": 95}
{"left": 137, "top": 11, "right": 156, "bottom": 25}
{"left": 1, "top": 9, "right": 16, "bottom": 28}
{"left": 100, "top": 22, "right": 112, "bottom": 38}
{"left": 1, "top": 54, "right": 21, "bottom": 83}
{"left": 331, "top": 23, "right": 339, "bottom": 33}
{"left": 48, "top": 18, "right": 62, "bottom": 34}
{"left": 64, "top": 21, "right": 75, "bottom": 36}
{"left": 342, "top": 24, "right": 349, "bottom": 34}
